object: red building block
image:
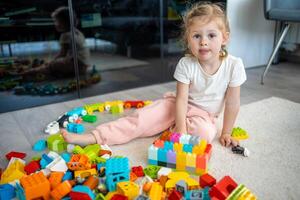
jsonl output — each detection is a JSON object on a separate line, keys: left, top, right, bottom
{"left": 209, "top": 176, "right": 238, "bottom": 200}
{"left": 200, "top": 173, "right": 216, "bottom": 188}
{"left": 168, "top": 190, "right": 182, "bottom": 200}
{"left": 204, "top": 144, "right": 212, "bottom": 160}
{"left": 24, "top": 160, "right": 41, "bottom": 175}
{"left": 111, "top": 194, "right": 128, "bottom": 200}
{"left": 5, "top": 151, "right": 26, "bottom": 160}
{"left": 131, "top": 166, "right": 144, "bottom": 177}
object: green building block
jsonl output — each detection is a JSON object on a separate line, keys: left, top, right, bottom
{"left": 111, "top": 104, "right": 124, "bottom": 114}
{"left": 47, "top": 133, "right": 67, "bottom": 152}
{"left": 82, "top": 115, "right": 97, "bottom": 123}
{"left": 231, "top": 127, "right": 249, "bottom": 140}
{"left": 144, "top": 165, "right": 161, "bottom": 179}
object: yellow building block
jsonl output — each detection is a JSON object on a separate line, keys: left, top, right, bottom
{"left": 149, "top": 182, "right": 163, "bottom": 200}
{"left": 176, "top": 152, "right": 186, "bottom": 171}
{"left": 117, "top": 181, "right": 139, "bottom": 200}
{"left": 173, "top": 143, "right": 183, "bottom": 152}
{"left": 165, "top": 172, "right": 199, "bottom": 192}
{"left": 186, "top": 153, "right": 196, "bottom": 168}
{"left": 199, "top": 140, "right": 207, "bottom": 153}
{"left": 74, "top": 168, "right": 97, "bottom": 179}
{"left": 0, "top": 159, "right": 26, "bottom": 184}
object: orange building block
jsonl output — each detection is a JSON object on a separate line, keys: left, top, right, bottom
{"left": 20, "top": 171, "right": 51, "bottom": 200}
{"left": 50, "top": 180, "right": 75, "bottom": 200}
{"left": 49, "top": 172, "right": 64, "bottom": 189}
{"left": 68, "top": 154, "right": 91, "bottom": 171}
{"left": 84, "top": 175, "right": 99, "bottom": 190}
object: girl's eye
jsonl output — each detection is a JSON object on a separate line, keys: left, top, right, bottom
{"left": 208, "top": 33, "right": 216, "bottom": 39}
{"left": 193, "top": 34, "right": 201, "bottom": 39}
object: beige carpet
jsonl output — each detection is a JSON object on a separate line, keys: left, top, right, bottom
{"left": 110, "top": 97, "right": 300, "bottom": 199}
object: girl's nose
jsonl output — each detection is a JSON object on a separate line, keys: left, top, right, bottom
{"left": 200, "top": 39, "right": 208, "bottom": 46}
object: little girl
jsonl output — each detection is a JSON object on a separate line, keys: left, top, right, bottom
{"left": 20, "top": 6, "right": 90, "bottom": 77}
{"left": 62, "top": 2, "right": 246, "bottom": 147}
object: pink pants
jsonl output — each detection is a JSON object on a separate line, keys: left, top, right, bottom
{"left": 92, "top": 96, "right": 218, "bottom": 145}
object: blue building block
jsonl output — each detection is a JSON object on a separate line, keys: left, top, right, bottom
{"left": 67, "top": 123, "right": 85, "bottom": 134}
{"left": 183, "top": 144, "right": 193, "bottom": 153}
{"left": 62, "top": 171, "right": 73, "bottom": 181}
{"left": 105, "top": 157, "right": 130, "bottom": 191}
{"left": 32, "top": 139, "right": 47, "bottom": 151}
{"left": 0, "top": 184, "right": 16, "bottom": 200}
{"left": 157, "top": 148, "right": 167, "bottom": 162}
{"left": 71, "top": 185, "right": 95, "bottom": 200}
{"left": 61, "top": 152, "right": 71, "bottom": 162}
{"left": 15, "top": 183, "right": 25, "bottom": 200}
{"left": 164, "top": 141, "right": 173, "bottom": 151}
{"left": 40, "top": 153, "right": 53, "bottom": 168}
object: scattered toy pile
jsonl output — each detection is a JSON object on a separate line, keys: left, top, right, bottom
{"left": 0, "top": 102, "right": 255, "bottom": 200}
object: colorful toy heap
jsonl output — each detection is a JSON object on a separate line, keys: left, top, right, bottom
{"left": 0, "top": 102, "right": 257, "bottom": 200}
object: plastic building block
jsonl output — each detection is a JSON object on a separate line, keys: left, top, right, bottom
{"left": 20, "top": 171, "right": 51, "bottom": 200}
{"left": 104, "top": 101, "right": 123, "bottom": 111}
{"left": 232, "top": 145, "right": 250, "bottom": 157}
{"left": 33, "top": 139, "right": 47, "bottom": 151}
{"left": 68, "top": 154, "right": 91, "bottom": 171}
{"left": 123, "top": 100, "right": 145, "bottom": 109}
{"left": 111, "top": 104, "right": 124, "bottom": 114}
{"left": 46, "top": 155, "right": 68, "bottom": 173}
{"left": 200, "top": 173, "right": 216, "bottom": 188}
{"left": 67, "top": 107, "right": 87, "bottom": 121}
{"left": 50, "top": 180, "right": 75, "bottom": 200}
{"left": 160, "top": 130, "right": 172, "bottom": 141}
{"left": 67, "top": 123, "right": 85, "bottom": 134}
{"left": 84, "top": 175, "right": 99, "bottom": 190}
{"left": 74, "top": 168, "right": 97, "bottom": 179}
{"left": 143, "top": 165, "right": 161, "bottom": 179}
{"left": 176, "top": 180, "right": 188, "bottom": 196}
{"left": 149, "top": 182, "right": 163, "bottom": 200}
{"left": 165, "top": 172, "right": 199, "bottom": 193}
{"left": 231, "top": 127, "right": 249, "bottom": 140}
{"left": 135, "top": 194, "right": 150, "bottom": 200}
{"left": 82, "top": 115, "right": 97, "bottom": 123}
{"left": 57, "top": 114, "right": 70, "bottom": 128}
{"left": 24, "top": 160, "right": 41, "bottom": 175}
{"left": 111, "top": 194, "right": 128, "bottom": 200}
{"left": 5, "top": 151, "right": 26, "bottom": 160}
{"left": 226, "top": 184, "right": 257, "bottom": 200}
{"left": 69, "top": 185, "right": 95, "bottom": 200}
{"left": 84, "top": 103, "right": 105, "bottom": 114}
{"left": 47, "top": 133, "right": 67, "bottom": 152}
{"left": 49, "top": 172, "right": 64, "bottom": 189}
{"left": 45, "top": 121, "right": 60, "bottom": 135}
{"left": 168, "top": 190, "right": 182, "bottom": 200}
{"left": 117, "top": 181, "right": 139, "bottom": 200}
{"left": 157, "top": 167, "right": 172, "bottom": 178}
{"left": 209, "top": 176, "right": 238, "bottom": 200}
{"left": 132, "top": 166, "right": 145, "bottom": 177}
{"left": 0, "top": 183, "right": 16, "bottom": 200}
{"left": 106, "top": 157, "right": 130, "bottom": 191}
{"left": 0, "top": 158, "right": 26, "bottom": 184}
{"left": 63, "top": 171, "right": 73, "bottom": 181}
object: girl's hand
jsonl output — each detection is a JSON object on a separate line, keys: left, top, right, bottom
{"left": 219, "top": 133, "right": 239, "bottom": 147}
{"left": 173, "top": 126, "right": 187, "bottom": 135}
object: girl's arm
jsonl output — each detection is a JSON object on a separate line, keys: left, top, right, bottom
{"left": 174, "top": 81, "right": 189, "bottom": 134}
{"left": 220, "top": 86, "right": 240, "bottom": 147}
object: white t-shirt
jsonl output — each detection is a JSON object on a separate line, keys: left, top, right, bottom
{"left": 60, "top": 28, "right": 90, "bottom": 66}
{"left": 173, "top": 55, "right": 247, "bottom": 115}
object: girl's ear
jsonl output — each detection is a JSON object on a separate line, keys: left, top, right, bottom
{"left": 222, "top": 32, "right": 230, "bottom": 45}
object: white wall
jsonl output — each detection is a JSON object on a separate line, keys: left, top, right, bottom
{"left": 227, "top": 0, "right": 275, "bottom": 68}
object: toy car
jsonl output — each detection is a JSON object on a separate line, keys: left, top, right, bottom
{"left": 104, "top": 100, "right": 123, "bottom": 111}
{"left": 124, "top": 100, "right": 145, "bottom": 109}
{"left": 84, "top": 103, "right": 105, "bottom": 114}
{"left": 45, "top": 121, "right": 60, "bottom": 135}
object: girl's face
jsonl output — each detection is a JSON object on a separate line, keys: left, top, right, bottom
{"left": 187, "top": 18, "right": 229, "bottom": 64}
{"left": 53, "top": 18, "right": 66, "bottom": 32}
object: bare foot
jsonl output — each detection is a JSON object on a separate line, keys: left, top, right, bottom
{"left": 61, "top": 129, "right": 96, "bottom": 146}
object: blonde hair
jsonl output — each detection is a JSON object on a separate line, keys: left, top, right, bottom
{"left": 181, "top": 2, "right": 230, "bottom": 57}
